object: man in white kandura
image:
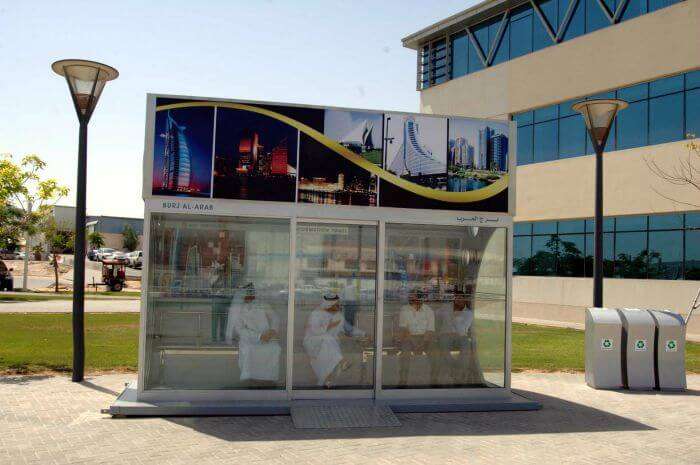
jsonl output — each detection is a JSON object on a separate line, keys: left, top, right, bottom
{"left": 397, "top": 288, "right": 435, "bottom": 386}
{"left": 303, "top": 291, "right": 366, "bottom": 388}
{"left": 432, "top": 288, "right": 477, "bottom": 384}
{"left": 225, "top": 283, "right": 281, "bottom": 384}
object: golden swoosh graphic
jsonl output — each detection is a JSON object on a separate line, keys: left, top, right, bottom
{"left": 155, "top": 101, "right": 509, "bottom": 203}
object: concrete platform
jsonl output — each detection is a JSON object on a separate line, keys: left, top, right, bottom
{"left": 104, "top": 382, "right": 541, "bottom": 417}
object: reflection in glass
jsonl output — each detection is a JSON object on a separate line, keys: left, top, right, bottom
{"left": 383, "top": 224, "right": 506, "bottom": 389}
{"left": 293, "top": 223, "right": 376, "bottom": 389}
{"left": 144, "top": 214, "right": 289, "bottom": 390}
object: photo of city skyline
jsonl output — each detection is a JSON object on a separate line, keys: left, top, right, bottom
{"left": 447, "top": 118, "right": 509, "bottom": 193}
{"left": 323, "top": 109, "right": 384, "bottom": 166}
{"left": 152, "top": 104, "right": 214, "bottom": 198}
{"left": 212, "top": 108, "right": 298, "bottom": 202}
{"left": 383, "top": 113, "right": 448, "bottom": 191}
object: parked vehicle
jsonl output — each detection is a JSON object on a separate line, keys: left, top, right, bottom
{"left": 111, "top": 251, "right": 129, "bottom": 262}
{"left": 101, "top": 260, "right": 126, "bottom": 291}
{"left": 0, "top": 260, "right": 14, "bottom": 291}
{"left": 127, "top": 251, "right": 142, "bottom": 268}
{"left": 16, "top": 251, "right": 25, "bottom": 260}
{"left": 87, "top": 249, "right": 98, "bottom": 261}
{"left": 0, "top": 250, "right": 21, "bottom": 260}
{"left": 95, "top": 248, "right": 116, "bottom": 262}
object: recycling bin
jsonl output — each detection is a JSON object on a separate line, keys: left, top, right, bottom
{"left": 585, "top": 308, "right": 622, "bottom": 389}
{"left": 648, "top": 310, "right": 686, "bottom": 391}
{"left": 617, "top": 308, "right": 655, "bottom": 390}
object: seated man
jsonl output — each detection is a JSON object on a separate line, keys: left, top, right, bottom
{"left": 397, "top": 288, "right": 435, "bottom": 386}
{"left": 432, "top": 289, "right": 477, "bottom": 385}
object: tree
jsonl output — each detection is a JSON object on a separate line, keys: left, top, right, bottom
{"left": 122, "top": 224, "right": 138, "bottom": 251}
{"left": 646, "top": 141, "right": 700, "bottom": 208}
{"left": 0, "top": 154, "right": 69, "bottom": 290}
{"left": 43, "top": 219, "right": 74, "bottom": 293}
{"left": 88, "top": 231, "right": 105, "bottom": 250}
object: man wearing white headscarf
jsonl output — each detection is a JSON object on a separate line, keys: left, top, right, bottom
{"left": 303, "top": 292, "right": 365, "bottom": 387}
{"left": 225, "top": 283, "right": 281, "bottom": 383}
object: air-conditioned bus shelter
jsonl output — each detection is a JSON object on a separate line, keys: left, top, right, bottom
{"left": 107, "top": 94, "right": 540, "bottom": 415}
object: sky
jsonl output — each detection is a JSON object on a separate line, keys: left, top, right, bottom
{"left": 0, "top": 0, "right": 476, "bottom": 218}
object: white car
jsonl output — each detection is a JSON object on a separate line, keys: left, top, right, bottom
{"left": 126, "top": 251, "right": 142, "bottom": 268}
{"left": 110, "top": 251, "right": 129, "bottom": 262}
{"left": 95, "top": 248, "right": 116, "bottom": 261}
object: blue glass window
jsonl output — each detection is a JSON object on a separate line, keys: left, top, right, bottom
{"left": 517, "top": 125, "right": 534, "bottom": 165}
{"left": 649, "top": 93, "right": 684, "bottom": 145}
{"left": 621, "top": 0, "right": 648, "bottom": 20}
{"left": 559, "top": 0, "right": 585, "bottom": 41}
{"left": 649, "top": 0, "right": 681, "bottom": 13}
{"left": 533, "top": 220, "right": 557, "bottom": 235}
{"left": 687, "top": 70, "right": 700, "bottom": 90}
{"left": 557, "top": 234, "right": 585, "bottom": 277}
{"left": 686, "top": 89, "right": 700, "bottom": 139}
{"left": 509, "top": 12, "right": 533, "bottom": 59}
{"left": 614, "top": 231, "right": 648, "bottom": 278}
{"left": 617, "top": 83, "right": 648, "bottom": 103}
{"left": 685, "top": 230, "right": 700, "bottom": 280}
{"left": 585, "top": 232, "right": 615, "bottom": 277}
{"left": 533, "top": 0, "right": 558, "bottom": 51}
{"left": 514, "top": 222, "right": 532, "bottom": 236}
{"left": 616, "top": 215, "right": 647, "bottom": 231}
{"left": 488, "top": 15, "right": 510, "bottom": 65}
{"left": 687, "top": 212, "right": 700, "bottom": 229}
{"left": 586, "top": 0, "right": 612, "bottom": 33}
{"left": 558, "top": 114, "right": 586, "bottom": 158}
{"left": 649, "top": 75, "right": 684, "bottom": 97}
{"left": 648, "top": 230, "right": 683, "bottom": 279}
{"left": 559, "top": 219, "right": 586, "bottom": 234}
{"left": 468, "top": 24, "right": 488, "bottom": 74}
{"left": 533, "top": 120, "right": 558, "bottom": 162}
{"left": 532, "top": 235, "right": 557, "bottom": 275}
{"left": 559, "top": 99, "right": 578, "bottom": 118}
{"left": 586, "top": 217, "right": 615, "bottom": 233}
{"left": 534, "top": 104, "right": 558, "bottom": 122}
{"left": 450, "top": 32, "right": 469, "bottom": 79}
{"left": 616, "top": 100, "right": 648, "bottom": 150}
{"left": 649, "top": 213, "right": 683, "bottom": 230}
{"left": 514, "top": 236, "right": 532, "bottom": 275}
{"left": 514, "top": 111, "right": 533, "bottom": 126}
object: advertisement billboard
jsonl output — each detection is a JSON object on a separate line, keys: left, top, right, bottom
{"left": 146, "top": 96, "right": 514, "bottom": 213}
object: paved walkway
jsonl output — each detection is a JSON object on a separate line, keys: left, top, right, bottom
{"left": 0, "top": 298, "right": 139, "bottom": 313}
{"left": 1, "top": 372, "right": 698, "bottom": 464}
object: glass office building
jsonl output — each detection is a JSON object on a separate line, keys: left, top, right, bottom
{"left": 403, "top": 0, "right": 700, "bottom": 338}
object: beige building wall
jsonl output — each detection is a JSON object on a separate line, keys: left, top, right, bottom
{"left": 419, "top": 0, "right": 700, "bottom": 119}
{"left": 101, "top": 233, "right": 143, "bottom": 251}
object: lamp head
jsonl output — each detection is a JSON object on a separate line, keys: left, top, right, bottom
{"left": 572, "top": 99, "right": 628, "bottom": 153}
{"left": 52, "top": 59, "right": 118, "bottom": 122}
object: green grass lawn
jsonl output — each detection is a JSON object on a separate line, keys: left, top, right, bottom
{"left": 0, "top": 291, "right": 140, "bottom": 302}
{"left": 0, "top": 314, "right": 698, "bottom": 375}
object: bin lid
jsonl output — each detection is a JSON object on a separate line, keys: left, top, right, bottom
{"left": 618, "top": 308, "right": 655, "bottom": 327}
{"left": 586, "top": 307, "right": 622, "bottom": 325}
{"left": 648, "top": 309, "right": 685, "bottom": 327}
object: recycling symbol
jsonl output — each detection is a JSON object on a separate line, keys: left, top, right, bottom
{"left": 636, "top": 340, "right": 645, "bottom": 349}
{"left": 666, "top": 340, "right": 678, "bottom": 352}
{"left": 634, "top": 339, "right": 647, "bottom": 351}
{"left": 601, "top": 338, "right": 613, "bottom": 350}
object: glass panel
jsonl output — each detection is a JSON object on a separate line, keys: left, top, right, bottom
{"left": 450, "top": 32, "right": 469, "bottom": 79}
{"left": 509, "top": 14, "right": 533, "bottom": 59}
{"left": 468, "top": 24, "right": 489, "bottom": 74}
{"left": 620, "top": 0, "right": 648, "bottom": 20}
{"left": 614, "top": 231, "right": 648, "bottom": 278}
{"left": 534, "top": 104, "right": 558, "bottom": 123}
{"left": 556, "top": 234, "right": 585, "bottom": 277}
{"left": 531, "top": 235, "right": 557, "bottom": 275}
{"left": 293, "top": 223, "right": 376, "bottom": 389}
{"left": 559, "top": 114, "right": 586, "bottom": 158}
{"left": 616, "top": 100, "right": 648, "bottom": 150}
{"left": 488, "top": 16, "right": 510, "bottom": 65}
{"left": 687, "top": 212, "right": 700, "bottom": 229}
{"left": 514, "top": 111, "right": 533, "bottom": 127}
{"left": 649, "top": 213, "right": 683, "bottom": 230}
{"left": 144, "top": 214, "right": 290, "bottom": 390}
{"left": 558, "top": 219, "right": 585, "bottom": 233}
{"left": 649, "top": 75, "right": 684, "bottom": 97}
{"left": 649, "top": 0, "right": 681, "bottom": 13}
{"left": 586, "top": 0, "right": 611, "bottom": 33}
{"left": 533, "top": 120, "right": 558, "bottom": 163}
{"left": 615, "top": 214, "right": 647, "bottom": 231}
{"left": 514, "top": 236, "right": 532, "bottom": 275}
{"left": 686, "top": 89, "right": 700, "bottom": 139}
{"left": 685, "top": 230, "right": 700, "bottom": 280}
{"left": 517, "top": 125, "right": 534, "bottom": 165}
{"left": 648, "top": 230, "right": 683, "bottom": 279}
{"left": 560, "top": 0, "right": 585, "bottom": 41}
{"left": 514, "top": 222, "right": 532, "bottom": 236}
{"left": 533, "top": 220, "right": 558, "bottom": 235}
{"left": 533, "top": 0, "right": 558, "bottom": 51}
{"left": 586, "top": 217, "right": 615, "bottom": 233}
{"left": 617, "top": 82, "right": 648, "bottom": 103}
{"left": 383, "top": 224, "right": 506, "bottom": 388}
{"left": 649, "top": 93, "right": 684, "bottom": 145}
{"left": 584, "top": 232, "right": 614, "bottom": 277}
{"left": 559, "top": 99, "right": 578, "bottom": 118}
{"left": 687, "top": 70, "right": 700, "bottom": 90}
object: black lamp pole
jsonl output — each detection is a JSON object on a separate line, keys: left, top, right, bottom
{"left": 572, "top": 99, "right": 627, "bottom": 309}
{"left": 52, "top": 59, "right": 118, "bottom": 382}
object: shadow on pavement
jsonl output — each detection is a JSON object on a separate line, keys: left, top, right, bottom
{"left": 80, "top": 378, "right": 121, "bottom": 397}
{"left": 139, "top": 388, "right": 655, "bottom": 441}
{"left": 0, "top": 375, "right": 54, "bottom": 385}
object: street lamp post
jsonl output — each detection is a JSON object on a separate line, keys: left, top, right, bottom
{"left": 572, "top": 99, "right": 627, "bottom": 309}
{"left": 52, "top": 59, "right": 118, "bottom": 382}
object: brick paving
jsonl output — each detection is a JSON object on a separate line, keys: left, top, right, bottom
{"left": 1, "top": 372, "right": 698, "bottom": 465}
